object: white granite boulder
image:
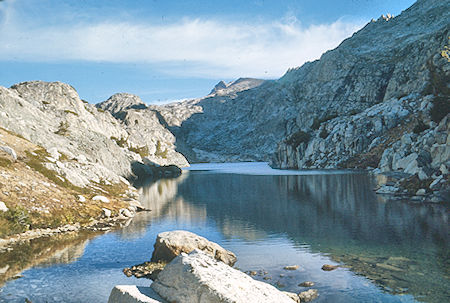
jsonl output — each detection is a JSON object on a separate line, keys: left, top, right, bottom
{"left": 151, "top": 250, "right": 295, "bottom": 303}
{"left": 151, "top": 230, "right": 237, "bottom": 266}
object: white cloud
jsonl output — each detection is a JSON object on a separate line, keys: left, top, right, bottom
{"left": 0, "top": 3, "right": 364, "bottom": 78}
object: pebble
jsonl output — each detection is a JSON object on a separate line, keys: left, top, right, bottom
{"left": 283, "top": 265, "right": 299, "bottom": 270}
{"left": 321, "top": 264, "right": 339, "bottom": 271}
{"left": 299, "top": 281, "right": 315, "bottom": 287}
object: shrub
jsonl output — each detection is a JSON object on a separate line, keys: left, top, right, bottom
{"left": 129, "top": 145, "right": 149, "bottom": 158}
{"left": 311, "top": 114, "right": 338, "bottom": 130}
{"left": 413, "top": 120, "right": 429, "bottom": 134}
{"left": 55, "top": 121, "right": 69, "bottom": 136}
{"left": 0, "top": 157, "right": 11, "bottom": 168}
{"left": 430, "top": 96, "right": 450, "bottom": 123}
{"left": 319, "top": 128, "right": 329, "bottom": 139}
{"left": 111, "top": 136, "right": 128, "bottom": 148}
{"left": 286, "top": 131, "right": 310, "bottom": 148}
{"left": 155, "top": 141, "right": 168, "bottom": 159}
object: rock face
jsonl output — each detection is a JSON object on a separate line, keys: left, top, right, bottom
{"left": 141, "top": 0, "right": 449, "bottom": 166}
{"left": 151, "top": 250, "right": 295, "bottom": 303}
{"left": 97, "top": 94, "right": 189, "bottom": 168}
{"left": 0, "top": 81, "right": 188, "bottom": 190}
{"left": 108, "top": 285, "right": 165, "bottom": 303}
{"left": 151, "top": 230, "right": 237, "bottom": 266}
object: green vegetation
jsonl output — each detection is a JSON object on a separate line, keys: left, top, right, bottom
{"left": 286, "top": 131, "right": 310, "bottom": 148}
{"left": 319, "top": 128, "right": 329, "bottom": 139}
{"left": 412, "top": 120, "right": 429, "bottom": 134}
{"left": 111, "top": 136, "right": 151, "bottom": 158}
{"left": 111, "top": 136, "right": 128, "bottom": 148}
{"left": 24, "top": 149, "right": 88, "bottom": 194}
{"left": 0, "top": 206, "right": 31, "bottom": 237}
{"left": 129, "top": 145, "right": 149, "bottom": 158}
{"left": 399, "top": 175, "right": 433, "bottom": 195}
{"left": 54, "top": 121, "right": 70, "bottom": 136}
{"left": 63, "top": 110, "right": 78, "bottom": 116}
{"left": 311, "top": 114, "right": 338, "bottom": 130}
{"left": 430, "top": 96, "right": 450, "bottom": 123}
{"left": 155, "top": 141, "right": 168, "bottom": 158}
{"left": 0, "top": 157, "right": 11, "bottom": 168}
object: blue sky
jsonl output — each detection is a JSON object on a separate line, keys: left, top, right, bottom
{"left": 0, "top": 0, "right": 416, "bottom": 104}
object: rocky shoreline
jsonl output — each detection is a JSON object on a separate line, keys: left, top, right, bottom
{"left": 111, "top": 230, "right": 324, "bottom": 303}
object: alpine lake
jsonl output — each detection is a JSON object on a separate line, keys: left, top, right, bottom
{"left": 0, "top": 163, "right": 448, "bottom": 303}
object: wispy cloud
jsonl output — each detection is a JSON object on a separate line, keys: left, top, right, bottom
{"left": 0, "top": 2, "right": 364, "bottom": 78}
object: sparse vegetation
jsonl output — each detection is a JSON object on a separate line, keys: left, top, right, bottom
{"left": 412, "top": 120, "right": 429, "bottom": 134}
{"left": 64, "top": 110, "right": 78, "bottom": 116}
{"left": 129, "top": 145, "right": 150, "bottom": 158}
{"left": 0, "top": 206, "right": 31, "bottom": 237}
{"left": 430, "top": 96, "right": 450, "bottom": 123}
{"left": 54, "top": 121, "right": 70, "bottom": 136}
{"left": 155, "top": 141, "right": 168, "bottom": 158}
{"left": 311, "top": 114, "right": 338, "bottom": 130}
{"left": 111, "top": 136, "right": 128, "bottom": 148}
{"left": 0, "top": 157, "right": 11, "bottom": 168}
{"left": 286, "top": 131, "right": 310, "bottom": 148}
{"left": 24, "top": 149, "right": 87, "bottom": 194}
{"left": 319, "top": 128, "right": 329, "bottom": 139}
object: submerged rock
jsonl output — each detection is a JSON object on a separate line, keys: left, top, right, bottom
{"left": 321, "top": 264, "right": 339, "bottom": 271}
{"left": 150, "top": 230, "right": 237, "bottom": 266}
{"left": 298, "top": 281, "right": 315, "bottom": 287}
{"left": 298, "top": 289, "right": 319, "bottom": 302}
{"left": 151, "top": 250, "right": 295, "bottom": 303}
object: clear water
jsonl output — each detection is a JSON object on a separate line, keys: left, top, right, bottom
{"left": 0, "top": 163, "right": 448, "bottom": 303}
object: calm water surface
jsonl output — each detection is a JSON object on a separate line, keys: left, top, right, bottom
{"left": 0, "top": 163, "right": 448, "bottom": 302}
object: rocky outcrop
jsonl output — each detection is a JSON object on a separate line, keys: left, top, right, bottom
{"left": 150, "top": 250, "right": 296, "bottom": 303}
{"left": 97, "top": 94, "right": 189, "bottom": 168}
{"left": 0, "top": 81, "right": 188, "bottom": 190}
{"left": 150, "top": 230, "right": 237, "bottom": 266}
{"left": 138, "top": 0, "right": 449, "bottom": 165}
{"left": 108, "top": 285, "right": 165, "bottom": 303}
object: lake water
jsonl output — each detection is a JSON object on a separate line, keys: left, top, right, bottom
{"left": 0, "top": 163, "right": 448, "bottom": 303}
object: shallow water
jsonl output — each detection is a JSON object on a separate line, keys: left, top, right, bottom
{"left": 0, "top": 163, "right": 448, "bottom": 302}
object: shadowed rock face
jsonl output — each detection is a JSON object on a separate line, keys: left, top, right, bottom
{"left": 146, "top": 0, "right": 449, "bottom": 169}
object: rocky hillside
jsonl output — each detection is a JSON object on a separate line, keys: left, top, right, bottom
{"left": 0, "top": 81, "right": 188, "bottom": 188}
{"left": 0, "top": 81, "right": 188, "bottom": 239}
{"left": 141, "top": 0, "right": 448, "bottom": 167}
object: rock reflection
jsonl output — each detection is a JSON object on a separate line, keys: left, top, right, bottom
{"left": 174, "top": 171, "right": 449, "bottom": 303}
{"left": 0, "top": 231, "right": 97, "bottom": 287}
{"left": 115, "top": 173, "right": 207, "bottom": 239}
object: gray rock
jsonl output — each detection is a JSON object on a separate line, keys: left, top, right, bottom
{"left": 0, "top": 201, "right": 8, "bottom": 212}
{"left": 151, "top": 230, "right": 237, "bottom": 266}
{"left": 92, "top": 195, "right": 110, "bottom": 203}
{"left": 151, "top": 250, "right": 295, "bottom": 303}
{"left": 298, "top": 289, "right": 319, "bottom": 302}
{"left": 108, "top": 285, "right": 165, "bottom": 303}
{"left": 0, "top": 146, "right": 17, "bottom": 161}
{"left": 102, "top": 208, "right": 112, "bottom": 218}
{"left": 415, "top": 189, "right": 426, "bottom": 196}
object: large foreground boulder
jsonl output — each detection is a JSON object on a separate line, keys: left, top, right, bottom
{"left": 151, "top": 230, "right": 237, "bottom": 266}
{"left": 151, "top": 250, "right": 295, "bottom": 303}
{"left": 108, "top": 285, "right": 165, "bottom": 303}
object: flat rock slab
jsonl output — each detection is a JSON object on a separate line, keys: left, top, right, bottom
{"left": 151, "top": 250, "right": 295, "bottom": 303}
{"left": 108, "top": 285, "right": 166, "bottom": 303}
{"left": 151, "top": 230, "right": 237, "bottom": 266}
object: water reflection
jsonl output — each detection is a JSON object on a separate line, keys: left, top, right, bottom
{"left": 135, "top": 170, "right": 448, "bottom": 303}
{"left": 1, "top": 167, "right": 448, "bottom": 303}
{"left": 0, "top": 232, "right": 97, "bottom": 287}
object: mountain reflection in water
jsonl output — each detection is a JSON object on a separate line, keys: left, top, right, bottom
{"left": 0, "top": 163, "right": 448, "bottom": 303}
